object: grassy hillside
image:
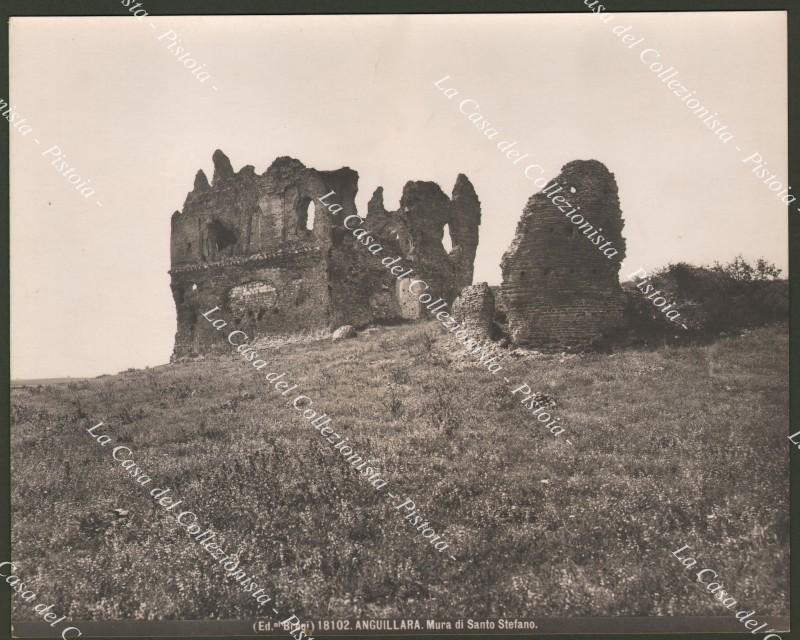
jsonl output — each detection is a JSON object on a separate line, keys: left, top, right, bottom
{"left": 10, "top": 322, "right": 789, "bottom": 621}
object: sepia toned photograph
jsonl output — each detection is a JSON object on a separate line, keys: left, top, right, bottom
{"left": 4, "top": 2, "right": 795, "bottom": 638}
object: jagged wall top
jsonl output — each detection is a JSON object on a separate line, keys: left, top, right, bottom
{"left": 170, "top": 150, "right": 360, "bottom": 270}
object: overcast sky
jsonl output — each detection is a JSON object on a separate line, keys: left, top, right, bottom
{"left": 10, "top": 11, "right": 788, "bottom": 379}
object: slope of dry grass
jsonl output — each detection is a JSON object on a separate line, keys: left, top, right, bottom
{"left": 10, "top": 322, "right": 789, "bottom": 621}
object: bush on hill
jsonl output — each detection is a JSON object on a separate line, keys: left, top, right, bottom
{"left": 623, "top": 256, "right": 787, "bottom": 341}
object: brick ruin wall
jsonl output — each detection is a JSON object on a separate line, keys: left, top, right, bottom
{"left": 499, "top": 159, "right": 627, "bottom": 349}
{"left": 452, "top": 282, "right": 495, "bottom": 340}
{"left": 366, "top": 175, "right": 481, "bottom": 306}
{"left": 169, "top": 150, "right": 481, "bottom": 359}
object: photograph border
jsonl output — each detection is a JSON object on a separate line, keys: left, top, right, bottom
{"left": 1, "top": 0, "right": 797, "bottom": 638}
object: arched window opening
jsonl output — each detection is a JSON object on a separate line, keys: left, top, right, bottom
{"left": 298, "top": 197, "right": 315, "bottom": 233}
{"left": 442, "top": 224, "right": 453, "bottom": 252}
{"left": 206, "top": 219, "right": 237, "bottom": 256}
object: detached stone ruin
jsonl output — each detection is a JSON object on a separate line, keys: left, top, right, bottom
{"left": 453, "top": 159, "right": 627, "bottom": 350}
{"left": 499, "top": 159, "right": 627, "bottom": 349}
{"left": 451, "top": 283, "right": 496, "bottom": 341}
{"left": 169, "top": 150, "right": 481, "bottom": 360}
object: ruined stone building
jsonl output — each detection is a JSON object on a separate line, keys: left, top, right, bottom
{"left": 169, "top": 150, "right": 481, "bottom": 359}
{"left": 499, "top": 159, "right": 627, "bottom": 349}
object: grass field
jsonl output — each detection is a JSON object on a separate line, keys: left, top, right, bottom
{"left": 10, "top": 321, "right": 789, "bottom": 621}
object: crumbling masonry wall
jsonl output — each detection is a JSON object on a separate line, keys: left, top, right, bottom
{"left": 452, "top": 282, "right": 496, "bottom": 340}
{"left": 169, "top": 151, "right": 481, "bottom": 359}
{"left": 170, "top": 152, "right": 345, "bottom": 359}
{"left": 500, "top": 159, "right": 627, "bottom": 349}
{"left": 365, "top": 174, "right": 481, "bottom": 308}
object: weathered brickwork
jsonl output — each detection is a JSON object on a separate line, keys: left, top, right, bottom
{"left": 452, "top": 282, "right": 495, "bottom": 340}
{"left": 365, "top": 175, "right": 482, "bottom": 304}
{"left": 500, "top": 159, "right": 627, "bottom": 349}
{"left": 169, "top": 151, "right": 481, "bottom": 359}
{"left": 448, "top": 175, "right": 482, "bottom": 290}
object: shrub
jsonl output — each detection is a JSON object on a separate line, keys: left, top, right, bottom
{"left": 711, "top": 255, "right": 782, "bottom": 281}
{"left": 624, "top": 257, "right": 787, "bottom": 338}
{"left": 382, "top": 382, "right": 404, "bottom": 418}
